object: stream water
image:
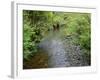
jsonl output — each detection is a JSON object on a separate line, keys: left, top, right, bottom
{"left": 38, "top": 31, "right": 89, "bottom": 68}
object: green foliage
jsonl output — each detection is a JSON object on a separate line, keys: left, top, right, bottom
{"left": 23, "top": 10, "right": 54, "bottom": 60}
{"left": 63, "top": 13, "right": 91, "bottom": 64}
{"left": 23, "top": 10, "right": 91, "bottom": 61}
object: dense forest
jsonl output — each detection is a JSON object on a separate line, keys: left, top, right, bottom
{"left": 23, "top": 10, "right": 91, "bottom": 69}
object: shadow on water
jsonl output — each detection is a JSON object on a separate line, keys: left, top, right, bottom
{"left": 23, "top": 49, "right": 49, "bottom": 69}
